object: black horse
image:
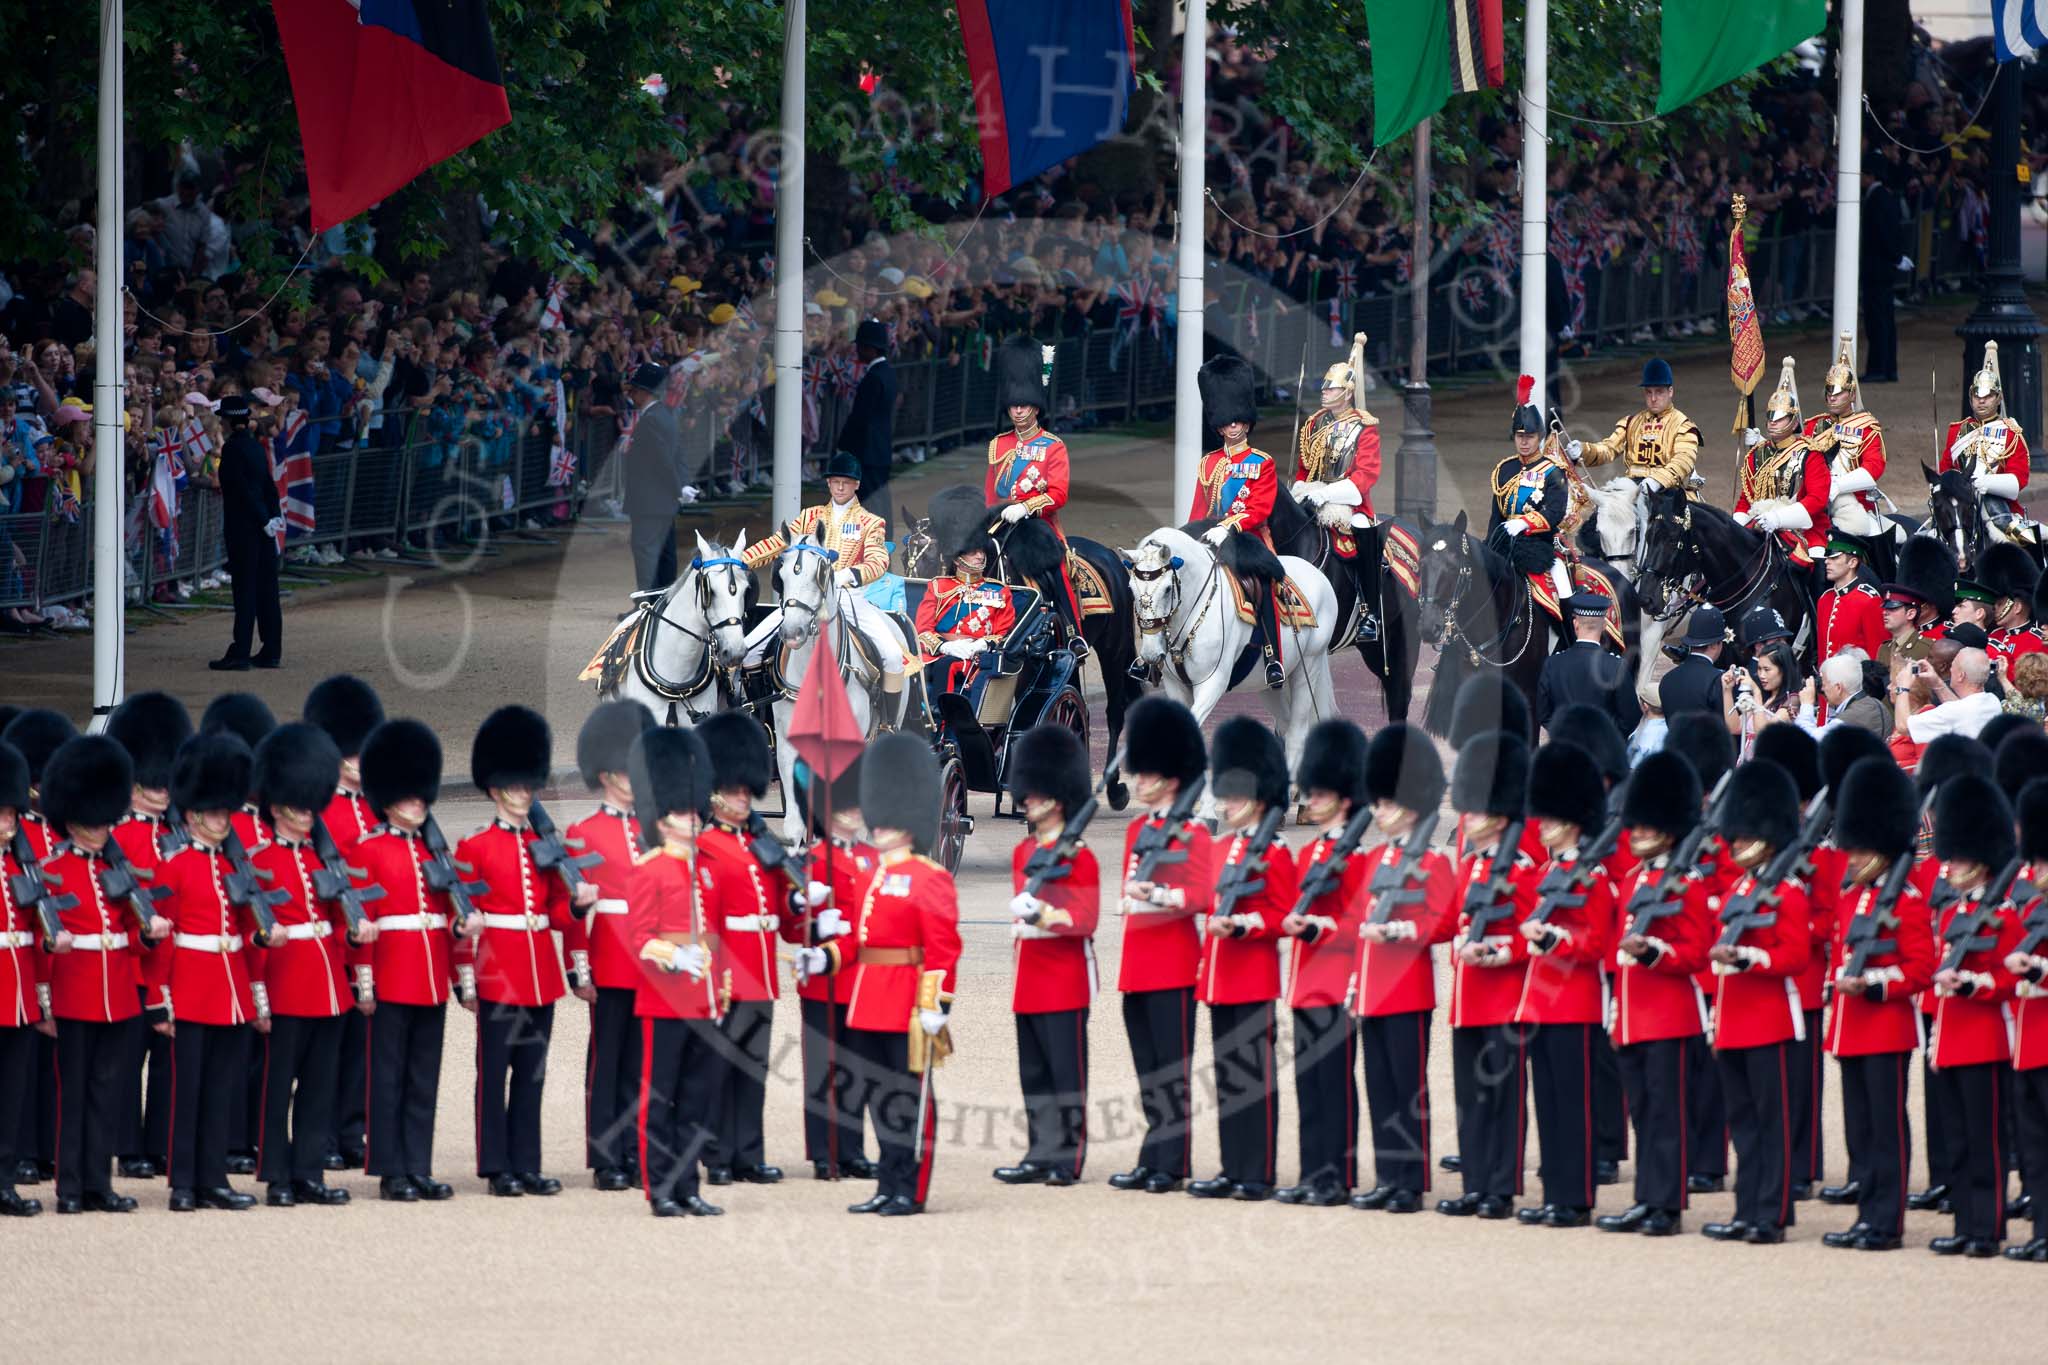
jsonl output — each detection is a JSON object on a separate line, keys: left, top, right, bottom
{"left": 1916, "top": 460, "right": 2045, "bottom": 574}
{"left": 1265, "top": 489, "right": 1423, "bottom": 722}
{"left": 1637, "top": 485, "right": 1816, "bottom": 666}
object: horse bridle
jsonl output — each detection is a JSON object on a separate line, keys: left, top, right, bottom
{"left": 776, "top": 541, "right": 839, "bottom": 645}
{"left": 1419, "top": 548, "right": 1537, "bottom": 668}
{"left": 1641, "top": 501, "right": 1781, "bottom": 621}
{"left": 1130, "top": 547, "right": 1222, "bottom": 682}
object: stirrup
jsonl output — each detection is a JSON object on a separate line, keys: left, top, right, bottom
{"left": 1352, "top": 610, "right": 1380, "bottom": 645}
{"left": 1127, "top": 658, "right": 1159, "bottom": 685}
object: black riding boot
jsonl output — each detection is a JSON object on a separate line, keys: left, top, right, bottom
{"left": 1050, "top": 576, "right": 1090, "bottom": 661}
{"left": 1257, "top": 587, "right": 1286, "bottom": 688}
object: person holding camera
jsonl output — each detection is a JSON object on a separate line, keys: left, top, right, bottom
{"left": 1893, "top": 648, "right": 1999, "bottom": 743}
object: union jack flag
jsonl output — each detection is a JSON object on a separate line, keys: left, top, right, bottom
{"left": 269, "top": 424, "right": 316, "bottom": 543}
{"left": 548, "top": 444, "right": 578, "bottom": 488}
{"left": 1333, "top": 261, "right": 1358, "bottom": 299}
{"left": 149, "top": 431, "right": 189, "bottom": 563}
{"left": 1115, "top": 278, "right": 1152, "bottom": 337}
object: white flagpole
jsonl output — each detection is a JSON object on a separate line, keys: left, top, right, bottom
{"left": 771, "top": 0, "right": 806, "bottom": 533}
{"left": 90, "top": 0, "right": 125, "bottom": 730}
{"left": 1517, "top": 0, "right": 1547, "bottom": 409}
{"left": 1173, "top": 0, "right": 1207, "bottom": 517}
{"left": 1831, "top": 0, "right": 1865, "bottom": 358}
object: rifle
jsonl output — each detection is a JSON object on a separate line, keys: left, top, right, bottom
{"left": 1462, "top": 818, "right": 1528, "bottom": 946}
{"left": 220, "top": 827, "right": 289, "bottom": 944}
{"left": 1021, "top": 794, "right": 1099, "bottom": 899}
{"left": 1290, "top": 803, "right": 1380, "bottom": 919}
{"left": 1621, "top": 770, "right": 1734, "bottom": 942}
{"left": 8, "top": 827, "right": 76, "bottom": 948}
{"left": 743, "top": 813, "right": 805, "bottom": 890}
{"left": 1364, "top": 811, "right": 1443, "bottom": 926}
{"left": 1839, "top": 791, "right": 1938, "bottom": 981}
{"left": 1527, "top": 792, "right": 1627, "bottom": 934}
{"left": 308, "top": 816, "right": 384, "bottom": 937}
{"left": 528, "top": 799, "right": 602, "bottom": 911}
{"left": 1938, "top": 855, "right": 2024, "bottom": 975}
{"left": 1132, "top": 775, "right": 1206, "bottom": 883}
{"left": 2016, "top": 871, "right": 2048, "bottom": 961}
{"left": 1716, "top": 790, "right": 1832, "bottom": 949}
{"left": 1214, "top": 806, "right": 1288, "bottom": 920}
{"left": 420, "top": 815, "right": 489, "bottom": 929}
{"left": 95, "top": 836, "right": 168, "bottom": 947}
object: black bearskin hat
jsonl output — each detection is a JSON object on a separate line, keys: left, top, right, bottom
{"left": 40, "top": 736, "right": 132, "bottom": 834}
{"left": 200, "top": 692, "right": 277, "bottom": 750}
{"left": 577, "top": 700, "right": 655, "bottom": 788}
{"left": 1122, "top": 696, "right": 1206, "bottom": 788}
{"left": 1296, "top": 719, "right": 1370, "bottom": 807}
{"left": 0, "top": 742, "right": 29, "bottom": 812}
{"left": 1449, "top": 672, "right": 1533, "bottom": 747}
{"left": 861, "top": 732, "right": 942, "bottom": 853}
{"left": 1450, "top": 732, "right": 1528, "bottom": 819}
{"left": 995, "top": 335, "right": 1051, "bottom": 414}
{"left": 254, "top": 723, "right": 343, "bottom": 819}
{"left": 629, "top": 726, "right": 712, "bottom": 824}
{"left": 699, "top": 711, "right": 773, "bottom": 797}
{"left": 1819, "top": 723, "right": 1890, "bottom": 796}
{"left": 1997, "top": 726, "right": 2048, "bottom": 802}
{"left": 1198, "top": 354, "right": 1258, "bottom": 431}
{"left": 2020, "top": 777, "right": 2048, "bottom": 864}
{"left": 2, "top": 708, "right": 77, "bottom": 784}
{"left": 1663, "top": 712, "right": 1734, "bottom": 793}
{"left": 1980, "top": 541, "right": 2040, "bottom": 606}
{"left": 471, "top": 706, "right": 553, "bottom": 793}
{"left": 1914, "top": 733, "right": 1992, "bottom": 796}
{"left": 1007, "top": 724, "right": 1091, "bottom": 816}
{"left": 798, "top": 756, "right": 864, "bottom": 839}
{"left": 1751, "top": 723, "right": 1822, "bottom": 802}
{"left": 1548, "top": 704, "right": 1628, "bottom": 784}
{"left": 1211, "top": 716, "right": 1289, "bottom": 810}
{"left": 361, "top": 720, "right": 442, "bottom": 815}
{"left": 1365, "top": 722, "right": 1446, "bottom": 814}
{"left": 1720, "top": 761, "right": 1800, "bottom": 850}
{"left": 1833, "top": 757, "right": 1920, "bottom": 860}
{"left": 302, "top": 674, "right": 386, "bottom": 758}
{"left": 171, "top": 733, "right": 254, "bottom": 815}
{"left": 1977, "top": 711, "right": 2036, "bottom": 759}
{"left": 1892, "top": 536, "right": 1959, "bottom": 617}
{"left": 928, "top": 484, "right": 996, "bottom": 564}
{"left": 1934, "top": 773, "right": 2015, "bottom": 869}
{"left": 1528, "top": 741, "right": 1606, "bottom": 832}
{"left": 1622, "top": 750, "right": 1701, "bottom": 841}
{"left": 104, "top": 691, "right": 193, "bottom": 792}
{"left": 1000, "top": 515, "right": 1067, "bottom": 586}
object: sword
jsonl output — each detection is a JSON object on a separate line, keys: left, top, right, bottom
{"left": 1288, "top": 337, "right": 1309, "bottom": 471}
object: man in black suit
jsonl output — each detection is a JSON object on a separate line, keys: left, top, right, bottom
{"left": 210, "top": 393, "right": 284, "bottom": 671}
{"left": 1656, "top": 606, "right": 1731, "bottom": 717}
{"left": 1860, "top": 155, "right": 1905, "bottom": 384}
{"left": 1537, "top": 594, "right": 1641, "bottom": 735}
{"left": 840, "top": 319, "right": 897, "bottom": 535}
{"left": 620, "top": 363, "right": 682, "bottom": 593}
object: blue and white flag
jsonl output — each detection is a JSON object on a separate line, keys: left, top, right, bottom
{"left": 1995, "top": 0, "right": 2048, "bottom": 61}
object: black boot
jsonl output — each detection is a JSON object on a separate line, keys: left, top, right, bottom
{"left": 1257, "top": 589, "right": 1286, "bottom": 688}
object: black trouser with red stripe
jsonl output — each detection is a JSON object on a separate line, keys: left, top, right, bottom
{"left": 1121, "top": 987, "right": 1196, "bottom": 1179}
{"left": 1615, "top": 1036, "right": 1689, "bottom": 1212}
{"left": 118, "top": 988, "right": 170, "bottom": 1162}
{"left": 799, "top": 997, "right": 867, "bottom": 1169}
{"left": 0, "top": 1024, "right": 37, "bottom": 1190}
{"left": 331, "top": 1006, "right": 367, "bottom": 1161}
{"left": 1015, "top": 1007, "right": 1089, "bottom": 1177}
{"left": 848, "top": 1025, "right": 936, "bottom": 1204}
{"left": 1360, "top": 1010, "right": 1431, "bottom": 1194}
{"left": 1932, "top": 1060, "right": 2009, "bottom": 1243}
{"left": 1528, "top": 1022, "right": 1596, "bottom": 1211}
{"left": 54, "top": 1018, "right": 126, "bottom": 1200}
{"left": 1720, "top": 1040, "right": 1793, "bottom": 1231}
{"left": 2014, "top": 1065, "right": 2048, "bottom": 1243}
{"left": 1592, "top": 1029, "right": 1627, "bottom": 1166}
{"left": 1208, "top": 1000, "right": 1278, "bottom": 1188}
{"left": 1922, "top": 1049, "right": 1961, "bottom": 1195}
{"left": 1291, "top": 1005, "right": 1356, "bottom": 1192}
{"left": 258, "top": 1013, "right": 343, "bottom": 1185}
{"left": 639, "top": 1016, "right": 720, "bottom": 1205}
{"left": 1787, "top": 1008, "right": 1825, "bottom": 1184}
{"left": 1453, "top": 1023, "right": 1527, "bottom": 1200}
{"left": 366, "top": 1000, "right": 445, "bottom": 1180}
{"left": 1686, "top": 1033, "right": 1728, "bottom": 1178}
{"left": 169, "top": 1021, "right": 250, "bottom": 1192}
{"left": 711, "top": 1000, "right": 772, "bottom": 1171}
{"left": 475, "top": 1001, "right": 554, "bottom": 1177}
{"left": 586, "top": 986, "right": 642, "bottom": 1173}
{"left": 1838, "top": 1050, "right": 1912, "bottom": 1239}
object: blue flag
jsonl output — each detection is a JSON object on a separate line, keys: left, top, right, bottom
{"left": 955, "top": 0, "right": 1135, "bottom": 197}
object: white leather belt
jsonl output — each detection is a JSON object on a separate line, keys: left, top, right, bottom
{"left": 0, "top": 930, "right": 33, "bottom": 949}
{"left": 724, "top": 914, "right": 777, "bottom": 933}
{"left": 378, "top": 913, "right": 449, "bottom": 932}
{"left": 279, "top": 921, "right": 333, "bottom": 941}
{"left": 481, "top": 912, "right": 550, "bottom": 932}
{"left": 174, "top": 932, "right": 245, "bottom": 954}
{"left": 593, "top": 898, "right": 629, "bottom": 917}
{"left": 72, "top": 933, "right": 131, "bottom": 951}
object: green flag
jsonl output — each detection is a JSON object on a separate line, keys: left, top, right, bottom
{"left": 1365, "top": 1, "right": 1451, "bottom": 146}
{"left": 1657, "top": 0, "right": 1826, "bottom": 114}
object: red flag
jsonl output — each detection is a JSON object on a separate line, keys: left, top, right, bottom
{"left": 1726, "top": 193, "right": 1767, "bottom": 431}
{"left": 788, "top": 631, "right": 866, "bottom": 785}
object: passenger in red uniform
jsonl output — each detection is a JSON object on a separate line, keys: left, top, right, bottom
{"left": 1345, "top": 724, "right": 1453, "bottom": 1213}
{"left": 1441, "top": 731, "right": 1538, "bottom": 1220}
{"left": 1276, "top": 719, "right": 1372, "bottom": 1208}
{"left": 1190, "top": 717, "right": 1297, "bottom": 1202}
{"left": 456, "top": 706, "right": 595, "bottom": 1199}
{"left": 997, "top": 725, "right": 1099, "bottom": 1187}
{"left": 1108, "top": 697, "right": 1212, "bottom": 1195}
{"left": 0, "top": 742, "right": 50, "bottom": 1216}
{"left": 1702, "top": 762, "right": 1812, "bottom": 1244}
{"left": 569, "top": 699, "right": 655, "bottom": 1192}
{"left": 2004, "top": 777, "right": 2048, "bottom": 1262}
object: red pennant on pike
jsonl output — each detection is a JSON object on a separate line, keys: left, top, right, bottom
{"left": 789, "top": 630, "right": 865, "bottom": 785}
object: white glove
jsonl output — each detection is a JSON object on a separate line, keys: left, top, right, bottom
{"left": 251, "top": 982, "right": 271, "bottom": 1021}
{"left": 793, "top": 879, "right": 830, "bottom": 909}
{"left": 940, "top": 638, "right": 982, "bottom": 660}
{"left": 815, "top": 907, "right": 849, "bottom": 940}
{"left": 1974, "top": 471, "right": 2021, "bottom": 500}
{"left": 678, "top": 485, "right": 701, "bottom": 505}
{"left": 1636, "top": 476, "right": 1661, "bottom": 492}
{"left": 1146, "top": 884, "right": 1185, "bottom": 908}
{"left": 918, "top": 1008, "right": 947, "bottom": 1036}
{"left": 793, "top": 946, "right": 829, "bottom": 982}
{"left": 1752, "top": 509, "right": 1780, "bottom": 532}
{"left": 1742, "top": 428, "right": 1764, "bottom": 448}
{"left": 1565, "top": 439, "right": 1584, "bottom": 460}
{"left": 1501, "top": 518, "right": 1528, "bottom": 537}
{"left": 834, "top": 568, "right": 857, "bottom": 588}
{"left": 1009, "top": 892, "right": 1042, "bottom": 923}
{"left": 1001, "top": 502, "right": 1029, "bottom": 524}
{"left": 674, "top": 943, "right": 709, "bottom": 979}
{"left": 1292, "top": 481, "right": 1324, "bottom": 502}
{"left": 263, "top": 516, "right": 286, "bottom": 538}
{"left": 1202, "top": 525, "right": 1229, "bottom": 547}
{"left": 1731, "top": 511, "right": 1753, "bottom": 528}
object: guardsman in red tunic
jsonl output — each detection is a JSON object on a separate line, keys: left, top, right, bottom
{"left": 303, "top": 672, "right": 386, "bottom": 1172}
{"left": 997, "top": 726, "right": 1100, "bottom": 1187}
{"left": 1817, "top": 538, "right": 1887, "bottom": 663}
{"left": 2004, "top": 778, "right": 2048, "bottom": 1262}
{"left": 250, "top": 723, "right": 376, "bottom": 1207}
{"left": 1942, "top": 340, "right": 2031, "bottom": 520}
{"left": 1601, "top": 751, "right": 1713, "bottom": 1237}
{"left": 1926, "top": 774, "right": 2026, "bottom": 1256}
{"left": 986, "top": 336, "right": 1088, "bottom": 654}
{"left": 1344, "top": 725, "right": 1454, "bottom": 1212}
{"left": 1702, "top": 763, "right": 1812, "bottom": 1244}
{"left": 1735, "top": 357, "right": 1831, "bottom": 567}
{"left": 1977, "top": 542, "right": 2048, "bottom": 673}
{"left": 1806, "top": 332, "right": 1893, "bottom": 573}
{"left": 1440, "top": 732, "right": 1540, "bottom": 1219}
{"left": 455, "top": 706, "right": 595, "bottom": 1199}
{"left": 626, "top": 726, "right": 727, "bottom": 1218}
{"left": 353, "top": 719, "right": 481, "bottom": 1202}
{"left": 3, "top": 707, "right": 74, "bottom": 1191}
{"left": 570, "top": 700, "right": 655, "bottom": 1192}
{"left": 914, "top": 487, "right": 1018, "bottom": 698}
{"left": 805, "top": 733, "right": 962, "bottom": 1217}
{"left": 0, "top": 742, "right": 50, "bottom": 1216}
{"left": 1109, "top": 697, "right": 1212, "bottom": 1195}
{"left": 1818, "top": 758, "right": 1936, "bottom": 1252}
{"left": 39, "top": 736, "right": 170, "bottom": 1213}
{"left": 1191, "top": 355, "right": 1288, "bottom": 687}
{"left": 1190, "top": 718, "right": 1298, "bottom": 1201}
{"left": 105, "top": 690, "right": 192, "bottom": 1181}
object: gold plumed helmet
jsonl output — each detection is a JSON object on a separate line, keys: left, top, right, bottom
{"left": 1320, "top": 332, "right": 1369, "bottom": 415}
{"left": 1824, "top": 330, "right": 1856, "bottom": 398}
{"left": 1973, "top": 341, "right": 2004, "bottom": 405}
{"left": 1765, "top": 355, "right": 1800, "bottom": 422}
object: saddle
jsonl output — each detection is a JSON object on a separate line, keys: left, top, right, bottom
{"left": 1223, "top": 569, "right": 1318, "bottom": 630}
{"left": 1066, "top": 549, "right": 1114, "bottom": 617}
{"left": 580, "top": 610, "right": 647, "bottom": 692}
{"left": 1524, "top": 561, "right": 1625, "bottom": 651}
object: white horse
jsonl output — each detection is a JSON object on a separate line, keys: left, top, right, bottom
{"left": 609, "top": 530, "right": 755, "bottom": 723}
{"left": 1125, "top": 526, "right": 1341, "bottom": 780}
{"left": 1577, "top": 475, "right": 1666, "bottom": 700}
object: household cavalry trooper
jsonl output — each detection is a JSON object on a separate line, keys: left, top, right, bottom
{"left": 0, "top": 740, "right": 44, "bottom": 1217}
{"left": 456, "top": 706, "right": 596, "bottom": 1200}
{"left": 986, "top": 335, "right": 1089, "bottom": 656}
{"left": 1191, "top": 356, "right": 1288, "bottom": 688}
{"left": 1488, "top": 374, "right": 1574, "bottom": 610}
{"left": 1568, "top": 356, "right": 1701, "bottom": 496}
{"left": 997, "top": 725, "right": 1099, "bottom": 1188}
{"left": 1291, "top": 331, "right": 1382, "bottom": 560}
{"left": 1806, "top": 331, "right": 1896, "bottom": 580}
{"left": 569, "top": 699, "right": 656, "bottom": 1193}
{"left": 1345, "top": 723, "right": 1455, "bottom": 1214}
{"left": 2006, "top": 777, "right": 2048, "bottom": 1263}
{"left": 1108, "top": 696, "right": 1213, "bottom": 1196}
{"left": 1941, "top": 340, "right": 2031, "bottom": 521}
{"left": 1734, "top": 356, "right": 1830, "bottom": 569}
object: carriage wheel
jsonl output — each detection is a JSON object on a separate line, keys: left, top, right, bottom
{"left": 1044, "top": 684, "right": 1089, "bottom": 756}
{"left": 935, "top": 755, "right": 972, "bottom": 875}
